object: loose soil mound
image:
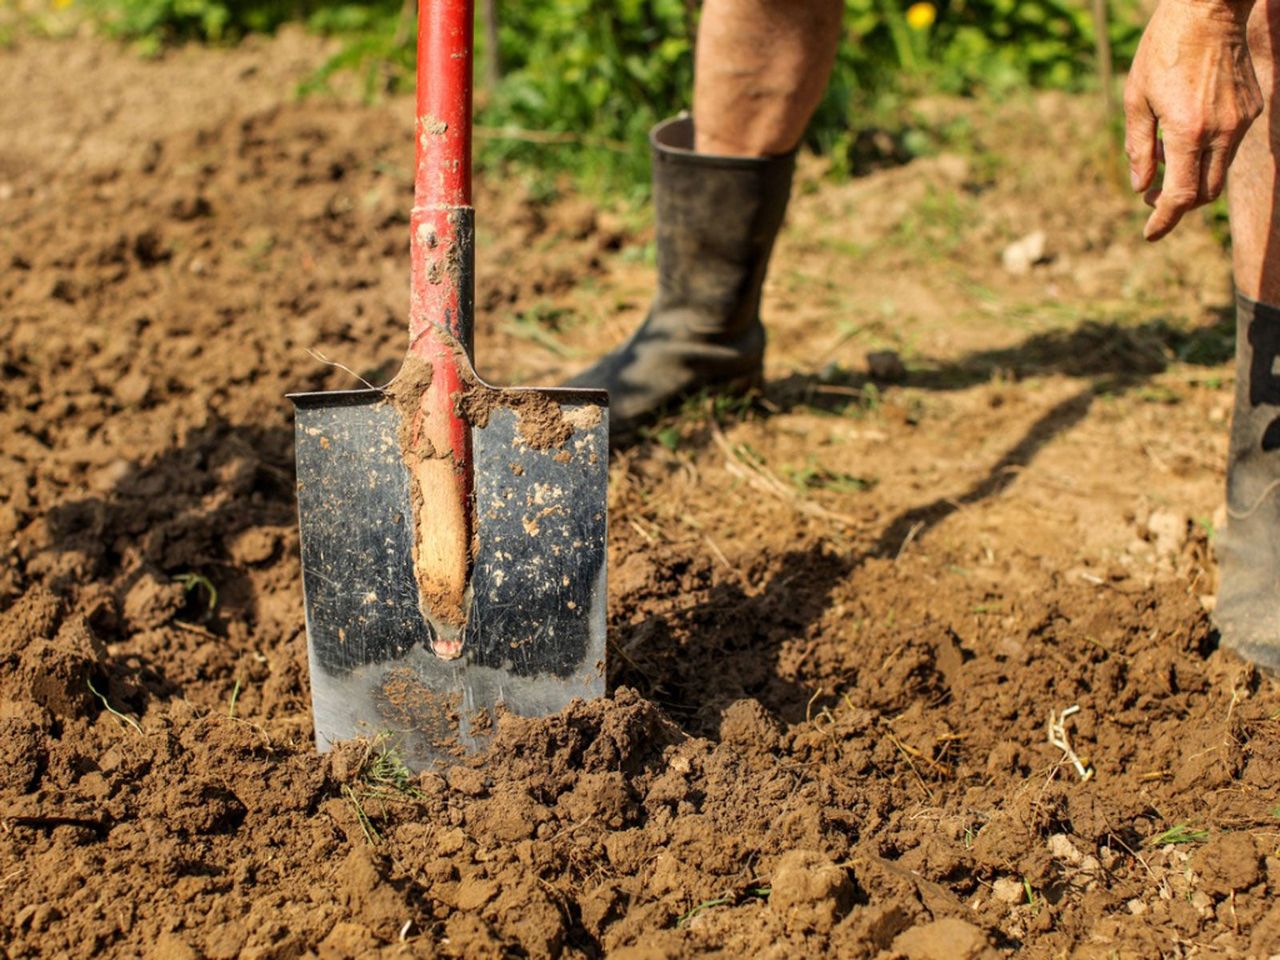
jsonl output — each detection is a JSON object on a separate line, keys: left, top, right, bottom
{"left": 3, "top": 30, "right": 1279, "bottom": 960}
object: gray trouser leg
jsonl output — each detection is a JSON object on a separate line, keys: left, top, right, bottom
{"left": 1215, "top": 293, "right": 1280, "bottom": 670}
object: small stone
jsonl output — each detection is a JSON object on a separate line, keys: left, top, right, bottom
{"left": 1127, "top": 898, "right": 1148, "bottom": 915}
{"left": 992, "top": 877, "right": 1024, "bottom": 904}
{"left": 115, "top": 371, "right": 152, "bottom": 407}
{"left": 1146, "top": 509, "right": 1187, "bottom": 560}
{"left": 1001, "top": 230, "right": 1048, "bottom": 275}
{"left": 1047, "top": 833, "right": 1083, "bottom": 865}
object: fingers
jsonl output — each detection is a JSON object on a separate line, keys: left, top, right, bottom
{"left": 1200, "top": 143, "right": 1231, "bottom": 204}
{"left": 1144, "top": 135, "right": 1202, "bottom": 241}
{"left": 1124, "top": 92, "right": 1159, "bottom": 193}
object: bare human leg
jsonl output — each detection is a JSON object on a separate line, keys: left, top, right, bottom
{"left": 694, "top": 0, "right": 843, "bottom": 157}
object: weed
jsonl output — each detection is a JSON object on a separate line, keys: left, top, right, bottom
{"left": 334, "top": 735, "right": 422, "bottom": 843}
{"left": 362, "top": 738, "right": 422, "bottom": 798}
{"left": 502, "top": 303, "right": 576, "bottom": 357}
{"left": 1023, "top": 877, "right": 1040, "bottom": 916}
{"left": 87, "top": 677, "right": 144, "bottom": 734}
{"left": 655, "top": 427, "right": 680, "bottom": 453}
{"left": 1136, "top": 385, "right": 1181, "bottom": 405}
{"left": 676, "top": 886, "right": 771, "bottom": 928}
{"left": 341, "top": 783, "right": 380, "bottom": 844}
{"left": 174, "top": 572, "right": 218, "bottom": 618}
{"left": 784, "top": 457, "right": 878, "bottom": 494}
{"left": 228, "top": 676, "right": 242, "bottom": 718}
{"left": 78, "top": 0, "right": 1147, "bottom": 191}
{"left": 676, "top": 897, "right": 730, "bottom": 928}
{"left": 1146, "top": 824, "right": 1209, "bottom": 847}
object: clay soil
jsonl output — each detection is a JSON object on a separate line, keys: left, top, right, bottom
{"left": 3, "top": 28, "right": 1280, "bottom": 960}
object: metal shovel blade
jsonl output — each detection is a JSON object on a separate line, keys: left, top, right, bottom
{"left": 290, "top": 384, "right": 608, "bottom": 770}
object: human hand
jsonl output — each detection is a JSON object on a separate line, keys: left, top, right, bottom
{"left": 1124, "top": 0, "right": 1262, "bottom": 241}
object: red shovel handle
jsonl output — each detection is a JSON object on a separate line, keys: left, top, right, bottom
{"left": 411, "top": 0, "right": 474, "bottom": 368}
{"left": 406, "top": 0, "right": 476, "bottom": 649}
{"left": 415, "top": 0, "right": 473, "bottom": 212}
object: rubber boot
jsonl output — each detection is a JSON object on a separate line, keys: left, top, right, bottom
{"left": 565, "top": 115, "right": 795, "bottom": 442}
{"left": 1214, "top": 292, "right": 1280, "bottom": 672}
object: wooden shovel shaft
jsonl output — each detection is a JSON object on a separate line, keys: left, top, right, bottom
{"left": 407, "top": 0, "right": 476, "bottom": 645}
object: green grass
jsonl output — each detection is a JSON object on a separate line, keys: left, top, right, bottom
{"left": 676, "top": 886, "right": 771, "bottom": 928}
{"left": 336, "top": 735, "right": 424, "bottom": 844}
{"left": 784, "top": 458, "right": 878, "bottom": 494}
{"left": 1146, "top": 824, "right": 1209, "bottom": 847}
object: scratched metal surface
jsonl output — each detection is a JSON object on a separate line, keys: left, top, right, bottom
{"left": 290, "top": 387, "right": 608, "bottom": 769}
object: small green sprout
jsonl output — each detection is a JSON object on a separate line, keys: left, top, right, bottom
{"left": 1146, "top": 824, "right": 1209, "bottom": 847}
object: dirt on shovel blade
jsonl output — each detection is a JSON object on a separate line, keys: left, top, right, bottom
{"left": 292, "top": 364, "right": 606, "bottom": 768}
{"left": 3, "top": 28, "right": 1280, "bottom": 960}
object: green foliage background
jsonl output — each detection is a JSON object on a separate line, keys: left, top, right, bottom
{"left": 78, "top": 0, "right": 1146, "bottom": 190}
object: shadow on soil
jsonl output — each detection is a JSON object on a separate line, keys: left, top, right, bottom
{"left": 31, "top": 305, "right": 1235, "bottom": 729}
{"left": 615, "top": 303, "right": 1235, "bottom": 732}
{"left": 765, "top": 303, "right": 1234, "bottom": 415}
{"left": 37, "top": 418, "right": 296, "bottom": 704}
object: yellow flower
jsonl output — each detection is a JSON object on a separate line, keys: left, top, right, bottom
{"left": 905, "top": 1, "right": 937, "bottom": 29}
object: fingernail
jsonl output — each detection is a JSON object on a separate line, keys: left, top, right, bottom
{"left": 1130, "top": 169, "right": 1141, "bottom": 191}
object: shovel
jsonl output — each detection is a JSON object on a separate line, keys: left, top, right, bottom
{"left": 289, "top": 0, "right": 608, "bottom": 770}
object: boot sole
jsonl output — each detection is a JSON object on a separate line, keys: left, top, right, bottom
{"left": 610, "top": 370, "right": 765, "bottom": 449}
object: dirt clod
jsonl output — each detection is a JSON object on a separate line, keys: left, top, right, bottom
{"left": 1195, "top": 832, "right": 1263, "bottom": 896}
{"left": 768, "top": 850, "right": 854, "bottom": 933}
{"left": 892, "top": 917, "right": 996, "bottom": 960}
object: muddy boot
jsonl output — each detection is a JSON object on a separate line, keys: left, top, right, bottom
{"left": 565, "top": 115, "right": 795, "bottom": 442}
{"left": 1215, "top": 293, "right": 1280, "bottom": 672}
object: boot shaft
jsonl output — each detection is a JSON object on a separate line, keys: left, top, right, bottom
{"left": 649, "top": 117, "right": 795, "bottom": 336}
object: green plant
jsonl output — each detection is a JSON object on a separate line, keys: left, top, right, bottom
{"left": 174, "top": 571, "right": 218, "bottom": 618}
{"left": 77, "top": 0, "right": 1149, "bottom": 191}
{"left": 1147, "top": 824, "right": 1209, "bottom": 847}
{"left": 362, "top": 738, "right": 421, "bottom": 797}
{"left": 83, "top": 0, "right": 335, "bottom": 47}
{"left": 477, "top": 0, "right": 693, "bottom": 196}
{"left": 785, "top": 458, "right": 878, "bottom": 494}
{"left": 87, "top": 677, "right": 144, "bottom": 734}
